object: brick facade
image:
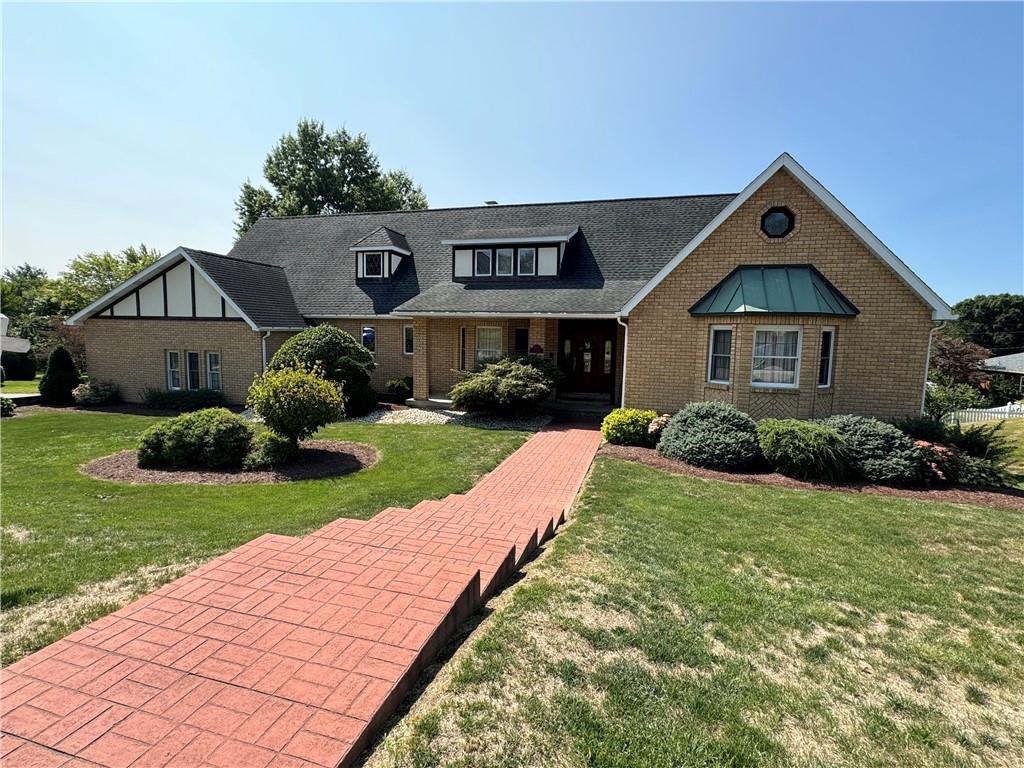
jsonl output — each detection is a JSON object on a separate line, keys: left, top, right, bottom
{"left": 83, "top": 318, "right": 264, "bottom": 404}
{"left": 314, "top": 319, "right": 413, "bottom": 390}
{"left": 624, "top": 168, "right": 934, "bottom": 420}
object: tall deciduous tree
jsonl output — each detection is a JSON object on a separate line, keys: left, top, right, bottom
{"left": 52, "top": 244, "right": 160, "bottom": 316}
{"left": 949, "top": 293, "right": 1024, "bottom": 356}
{"left": 1, "top": 264, "right": 58, "bottom": 328}
{"left": 234, "top": 120, "right": 427, "bottom": 237}
{"left": 929, "top": 332, "right": 991, "bottom": 385}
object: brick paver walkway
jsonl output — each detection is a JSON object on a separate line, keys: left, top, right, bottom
{"left": 1, "top": 424, "right": 601, "bottom": 768}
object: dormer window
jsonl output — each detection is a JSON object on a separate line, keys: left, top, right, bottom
{"left": 518, "top": 248, "right": 536, "bottom": 275}
{"left": 364, "top": 252, "right": 384, "bottom": 278}
{"left": 474, "top": 249, "right": 492, "bottom": 276}
{"left": 496, "top": 248, "right": 514, "bottom": 276}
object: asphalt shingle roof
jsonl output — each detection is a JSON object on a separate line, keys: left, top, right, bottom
{"left": 183, "top": 248, "right": 306, "bottom": 329}
{"left": 982, "top": 352, "right": 1024, "bottom": 375}
{"left": 227, "top": 194, "right": 737, "bottom": 317}
{"left": 349, "top": 226, "right": 412, "bottom": 253}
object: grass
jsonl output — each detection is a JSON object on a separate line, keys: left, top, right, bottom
{"left": 1, "top": 374, "right": 41, "bottom": 395}
{"left": 372, "top": 457, "right": 1024, "bottom": 768}
{"left": 988, "top": 418, "right": 1024, "bottom": 477}
{"left": 0, "top": 410, "right": 528, "bottom": 665}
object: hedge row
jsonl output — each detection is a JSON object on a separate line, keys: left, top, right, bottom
{"left": 599, "top": 403, "right": 1010, "bottom": 488}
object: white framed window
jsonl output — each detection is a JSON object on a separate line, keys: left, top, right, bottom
{"left": 474, "top": 248, "right": 492, "bottom": 276}
{"left": 707, "top": 326, "right": 733, "bottom": 384}
{"left": 752, "top": 327, "right": 801, "bottom": 388}
{"left": 818, "top": 328, "right": 835, "bottom": 387}
{"left": 517, "top": 247, "right": 536, "bottom": 276}
{"left": 186, "top": 351, "right": 201, "bottom": 391}
{"left": 206, "top": 352, "right": 222, "bottom": 391}
{"left": 404, "top": 324, "right": 414, "bottom": 355}
{"left": 475, "top": 326, "right": 502, "bottom": 365}
{"left": 361, "top": 325, "right": 376, "bottom": 353}
{"left": 495, "top": 248, "right": 514, "bottom": 276}
{"left": 166, "top": 350, "right": 181, "bottom": 390}
{"left": 364, "top": 252, "right": 384, "bottom": 278}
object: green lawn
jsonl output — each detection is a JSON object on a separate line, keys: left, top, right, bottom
{"left": 0, "top": 411, "right": 528, "bottom": 665}
{"left": 1, "top": 374, "right": 41, "bottom": 395}
{"left": 990, "top": 418, "right": 1024, "bottom": 477}
{"left": 373, "top": 457, "right": 1024, "bottom": 768}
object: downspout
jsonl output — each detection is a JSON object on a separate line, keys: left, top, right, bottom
{"left": 617, "top": 315, "right": 629, "bottom": 408}
{"left": 920, "top": 322, "right": 945, "bottom": 415}
{"left": 258, "top": 329, "right": 270, "bottom": 370}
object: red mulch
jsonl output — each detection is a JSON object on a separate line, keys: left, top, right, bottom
{"left": 80, "top": 440, "right": 379, "bottom": 485}
{"left": 599, "top": 444, "right": 1024, "bottom": 512}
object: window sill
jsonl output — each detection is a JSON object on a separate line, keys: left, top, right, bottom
{"left": 750, "top": 384, "right": 800, "bottom": 394}
{"left": 705, "top": 381, "right": 731, "bottom": 390}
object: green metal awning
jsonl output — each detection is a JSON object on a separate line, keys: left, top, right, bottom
{"left": 689, "top": 265, "right": 859, "bottom": 316}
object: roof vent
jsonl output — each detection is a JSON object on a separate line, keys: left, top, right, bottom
{"left": 484, "top": 200, "right": 498, "bottom": 206}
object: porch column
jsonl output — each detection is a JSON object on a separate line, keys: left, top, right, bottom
{"left": 412, "top": 317, "right": 430, "bottom": 400}
{"left": 528, "top": 318, "right": 547, "bottom": 357}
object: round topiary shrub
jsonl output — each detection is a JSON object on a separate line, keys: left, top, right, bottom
{"left": 450, "top": 359, "right": 553, "bottom": 414}
{"left": 756, "top": 418, "right": 849, "bottom": 481}
{"left": 601, "top": 408, "right": 658, "bottom": 446}
{"left": 247, "top": 366, "right": 344, "bottom": 446}
{"left": 243, "top": 430, "right": 301, "bottom": 470}
{"left": 137, "top": 408, "right": 254, "bottom": 469}
{"left": 656, "top": 401, "right": 760, "bottom": 470}
{"left": 270, "top": 326, "right": 377, "bottom": 416}
{"left": 818, "top": 414, "right": 920, "bottom": 485}
{"left": 38, "top": 346, "right": 82, "bottom": 405}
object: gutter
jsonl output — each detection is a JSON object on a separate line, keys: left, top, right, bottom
{"left": 617, "top": 315, "right": 629, "bottom": 408}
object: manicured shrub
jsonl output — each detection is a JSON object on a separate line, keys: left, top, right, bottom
{"left": 818, "top": 414, "right": 920, "bottom": 485}
{"left": 1, "top": 351, "right": 36, "bottom": 381}
{"left": 950, "top": 455, "right": 1012, "bottom": 488}
{"left": 647, "top": 414, "right": 672, "bottom": 444}
{"left": 601, "top": 408, "right": 658, "bottom": 446}
{"left": 38, "top": 346, "right": 81, "bottom": 405}
{"left": 756, "top": 419, "right": 849, "bottom": 482}
{"left": 385, "top": 376, "right": 413, "bottom": 401}
{"left": 243, "top": 430, "right": 300, "bottom": 470}
{"left": 270, "top": 325, "right": 377, "bottom": 416}
{"left": 72, "top": 381, "right": 121, "bottom": 407}
{"left": 893, "top": 415, "right": 949, "bottom": 444}
{"left": 1, "top": 397, "right": 15, "bottom": 418}
{"left": 142, "top": 388, "right": 226, "bottom": 412}
{"left": 450, "top": 359, "right": 554, "bottom": 414}
{"left": 499, "top": 354, "right": 565, "bottom": 384}
{"left": 137, "top": 408, "right": 254, "bottom": 469}
{"left": 657, "top": 401, "right": 760, "bottom": 470}
{"left": 247, "top": 366, "right": 344, "bottom": 445}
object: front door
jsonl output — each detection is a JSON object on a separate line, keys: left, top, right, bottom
{"left": 558, "top": 321, "right": 616, "bottom": 395}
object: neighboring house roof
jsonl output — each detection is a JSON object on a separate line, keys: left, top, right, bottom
{"left": 228, "top": 194, "right": 736, "bottom": 317}
{"left": 982, "top": 352, "right": 1024, "bottom": 376}
{"left": 348, "top": 226, "right": 412, "bottom": 255}
{"left": 689, "top": 265, "right": 859, "bottom": 316}
{"left": 183, "top": 248, "right": 305, "bottom": 329}
{"left": 620, "top": 153, "right": 955, "bottom": 321}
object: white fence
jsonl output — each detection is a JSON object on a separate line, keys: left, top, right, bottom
{"left": 943, "top": 404, "right": 1024, "bottom": 424}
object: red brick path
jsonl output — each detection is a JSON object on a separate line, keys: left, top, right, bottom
{"left": 1, "top": 424, "right": 601, "bottom": 768}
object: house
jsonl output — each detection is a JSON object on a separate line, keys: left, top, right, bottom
{"left": 981, "top": 352, "right": 1024, "bottom": 394}
{"left": 67, "top": 154, "right": 954, "bottom": 420}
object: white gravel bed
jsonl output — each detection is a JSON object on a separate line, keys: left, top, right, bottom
{"left": 347, "top": 408, "right": 550, "bottom": 431}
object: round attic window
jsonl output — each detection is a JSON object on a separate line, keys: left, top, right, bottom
{"left": 760, "top": 207, "right": 795, "bottom": 238}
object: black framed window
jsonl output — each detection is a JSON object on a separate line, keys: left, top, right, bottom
{"left": 818, "top": 329, "right": 835, "bottom": 387}
{"left": 404, "top": 325, "right": 414, "bottom": 355}
{"left": 760, "top": 207, "right": 795, "bottom": 238}
{"left": 364, "top": 252, "right": 383, "bottom": 277}
{"left": 186, "top": 351, "right": 200, "bottom": 390}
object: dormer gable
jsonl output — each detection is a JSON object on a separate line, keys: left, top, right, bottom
{"left": 349, "top": 226, "right": 411, "bottom": 280}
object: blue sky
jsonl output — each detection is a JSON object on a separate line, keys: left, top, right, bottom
{"left": 3, "top": 2, "right": 1021, "bottom": 304}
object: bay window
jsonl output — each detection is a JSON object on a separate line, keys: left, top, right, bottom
{"left": 707, "top": 326, "right": 733, "bottom": 384}
{"left": 751, "top": 328, "right": 801, "bottom": 387}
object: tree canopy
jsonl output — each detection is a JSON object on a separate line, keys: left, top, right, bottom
{"left": 234, "top": 119, "right": 427, "bottom": 237}
{"left": 949, "top": 293, "right": 1024, "bottom": 357}
{"left": 51, "top": 244, "right": 161, "bottom": 316}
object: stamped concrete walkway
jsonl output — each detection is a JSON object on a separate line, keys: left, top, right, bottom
{"left": 1, "top": 424, "right": 602, "bottom": 768}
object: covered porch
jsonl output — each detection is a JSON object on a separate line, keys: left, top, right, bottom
{"left": 408, "top": 315, "right": 624, "bottom": 409}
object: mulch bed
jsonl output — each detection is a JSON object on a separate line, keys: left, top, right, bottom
{"left": 81, "top": 440, "right": 379, "bottom": 485}
{"left": 600, "top": 444, "right": 1024, "bottom": 512}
